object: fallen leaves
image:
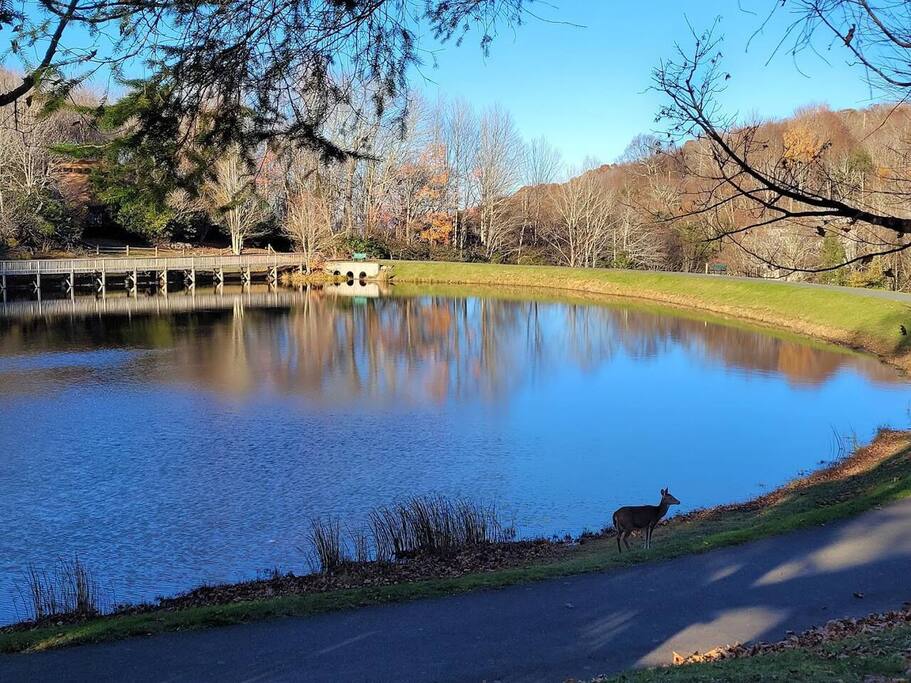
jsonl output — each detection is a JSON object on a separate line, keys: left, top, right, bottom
{"left": 114, "top": 539, "right": 570, "bottom": 616}
{"left": 671, "top": 604, "right": 911, "bottom": 666}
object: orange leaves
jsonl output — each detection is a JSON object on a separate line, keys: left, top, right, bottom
{"left": 418, "top": 211, "right": 453, "bottom": 245}
{"left": 393, "top": 140, "right": 452, "bottom": 239}
{"left": 783, "top": 123, "right": 823, "bottom": 164}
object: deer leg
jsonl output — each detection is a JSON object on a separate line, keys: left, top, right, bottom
{"left": 617, "top": 531, "right": 623, "bottom": 554}
{"left": 623, "top": 531, "right": 632, "bottom": 551}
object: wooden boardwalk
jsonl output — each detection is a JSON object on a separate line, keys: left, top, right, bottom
{"left": 0, "top": 253, "right": 307, "bottom": 293}
{"left": 0, "top": 282, "right": 385, "bottom": 320}
{"left": 0, "top": 288, "right": 308, "bottom": 320}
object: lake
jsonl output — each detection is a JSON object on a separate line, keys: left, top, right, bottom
{"left": 0, "top": 284, "right": 908, "bottom": 623}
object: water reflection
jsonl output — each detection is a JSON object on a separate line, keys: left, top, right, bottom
{"left": 0, "top": 286, "right": 901, "bottom": 405}
{"left": 0, "top": 286, "right": 908, "bottom": 623}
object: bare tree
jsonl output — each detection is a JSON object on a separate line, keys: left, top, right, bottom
{"left": 442, "top": 98, "right": 480, "bottom": 252}
{"left": 614, "top": 133, "right": 678, "bottom": 270}
{"left": 284, "top": 186, "right": 333, "bottom": 268}
{"left": 476, "top": 104, "right": 524, "bottom": 258}
{"left": 547, "top": 161, "right": 613, "bottom": 268}
{"left": 611, "top": 198, "right": 667, "bottom": 270}
{"left": 517, "top": 136, "right": 562, "bottom": 260}
{"left": 202, "top": 149, "right": 269, "bottom": 255}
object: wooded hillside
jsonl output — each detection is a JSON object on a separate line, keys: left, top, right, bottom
{"left": 2, "top": 66, "right": 909, "bottom": 289}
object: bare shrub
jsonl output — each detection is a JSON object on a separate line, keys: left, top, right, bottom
{"left": 19, "top": 556, "right": 101, "bottom": 622}
{"left": 368, "top": 494, "right": 512, "bottom": 561}
{"left": 22, "top": 565, "right": 61, "bottom": 622}
{"left": 60, "top": 556, "right": 99, "bottom": 617}
{"left": 348, "top": 526, "right": 371, "bottom": 564}
{"left": 308, "top": 516, "right": 347, "bottom": 575}
{"left": 369, "top": 505, "right": 407, "bottom": 562}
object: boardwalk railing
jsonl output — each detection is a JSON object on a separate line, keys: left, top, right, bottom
{"left": 80, "top": 243, "right": 164, "bottom": 257}
{"left": 0, "top": 289, "right": 311, "bottom": 320}
{"left": 0, "top": 282, "right": 385, "bottom": 320}
{"left": 0, "top": 253, "right": 306, "bottom": 277}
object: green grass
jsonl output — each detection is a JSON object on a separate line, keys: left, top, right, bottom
{"left": 605, "top": 625, "right": 911, "bottom": 682}
{"left": 384, "top": 261, "right": 911, "bottom": 366}
{"left": 3, "top": 431, "right": 911, "bottom": 655}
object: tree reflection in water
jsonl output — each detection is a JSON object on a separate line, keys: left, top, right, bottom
{"left": 1, "top": 286, "right": 895, "bottom": 403}
{"left": 0, "top": 285, "right": 908, "bottom": 624}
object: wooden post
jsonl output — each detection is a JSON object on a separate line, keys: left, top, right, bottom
{"left": 1, "top": 274, "right": 6, "bottom": 292}
{"left": 69, "top": 264, "right": 75, "bottom": 293}
{"left": 132, "top": 268, "right": 138, "bottom": 295}
{"left": 126, "top": 245, "right": 130, "bottom": 256}
{"left": 35, "top": 261, "right": 41, "bottom": 295}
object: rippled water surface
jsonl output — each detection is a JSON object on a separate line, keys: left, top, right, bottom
{"left": 1, "top": 284, "right": 909, "bottom": 622}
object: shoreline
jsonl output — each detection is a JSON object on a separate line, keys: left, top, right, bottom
{"left": 3, "top": 261, "right": 911, "bottom": 655}
{"left": 3, "top": 427, "right": 910, "bottom": 654}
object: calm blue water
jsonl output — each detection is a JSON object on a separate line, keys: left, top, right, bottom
{"left": 0, "top": 286, "right": 908, "bottom": 622}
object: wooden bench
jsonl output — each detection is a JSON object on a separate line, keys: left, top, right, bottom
{"left": 352, "top": 252, "right": 368, "bottom": 261}
{"left": 708, "top": 263, "right": 728, "bottom": 276}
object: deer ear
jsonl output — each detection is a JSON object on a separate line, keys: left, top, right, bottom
{"left": 660, "top": 488, "right": 666, "bottom": 495}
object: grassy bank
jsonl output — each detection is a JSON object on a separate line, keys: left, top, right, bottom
{"left": 3, "top": 429, "right": 911, "bottom": 655}
{"left": 385, "top": 261, "right": 911, "bottom": 369}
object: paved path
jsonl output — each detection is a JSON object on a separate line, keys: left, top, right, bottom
{"left": 4, "top": 500, "right": 911, "bottom": 682}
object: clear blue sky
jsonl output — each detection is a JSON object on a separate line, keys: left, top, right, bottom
{"left": 415, "top": 1, "right": 875, "bottom": 166}
{"left": 3, "top": 1, "right": 875, "bottom": 167}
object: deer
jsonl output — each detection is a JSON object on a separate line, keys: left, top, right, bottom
{"left": 612, "top": 488, "right": 681, "bottom": 553}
